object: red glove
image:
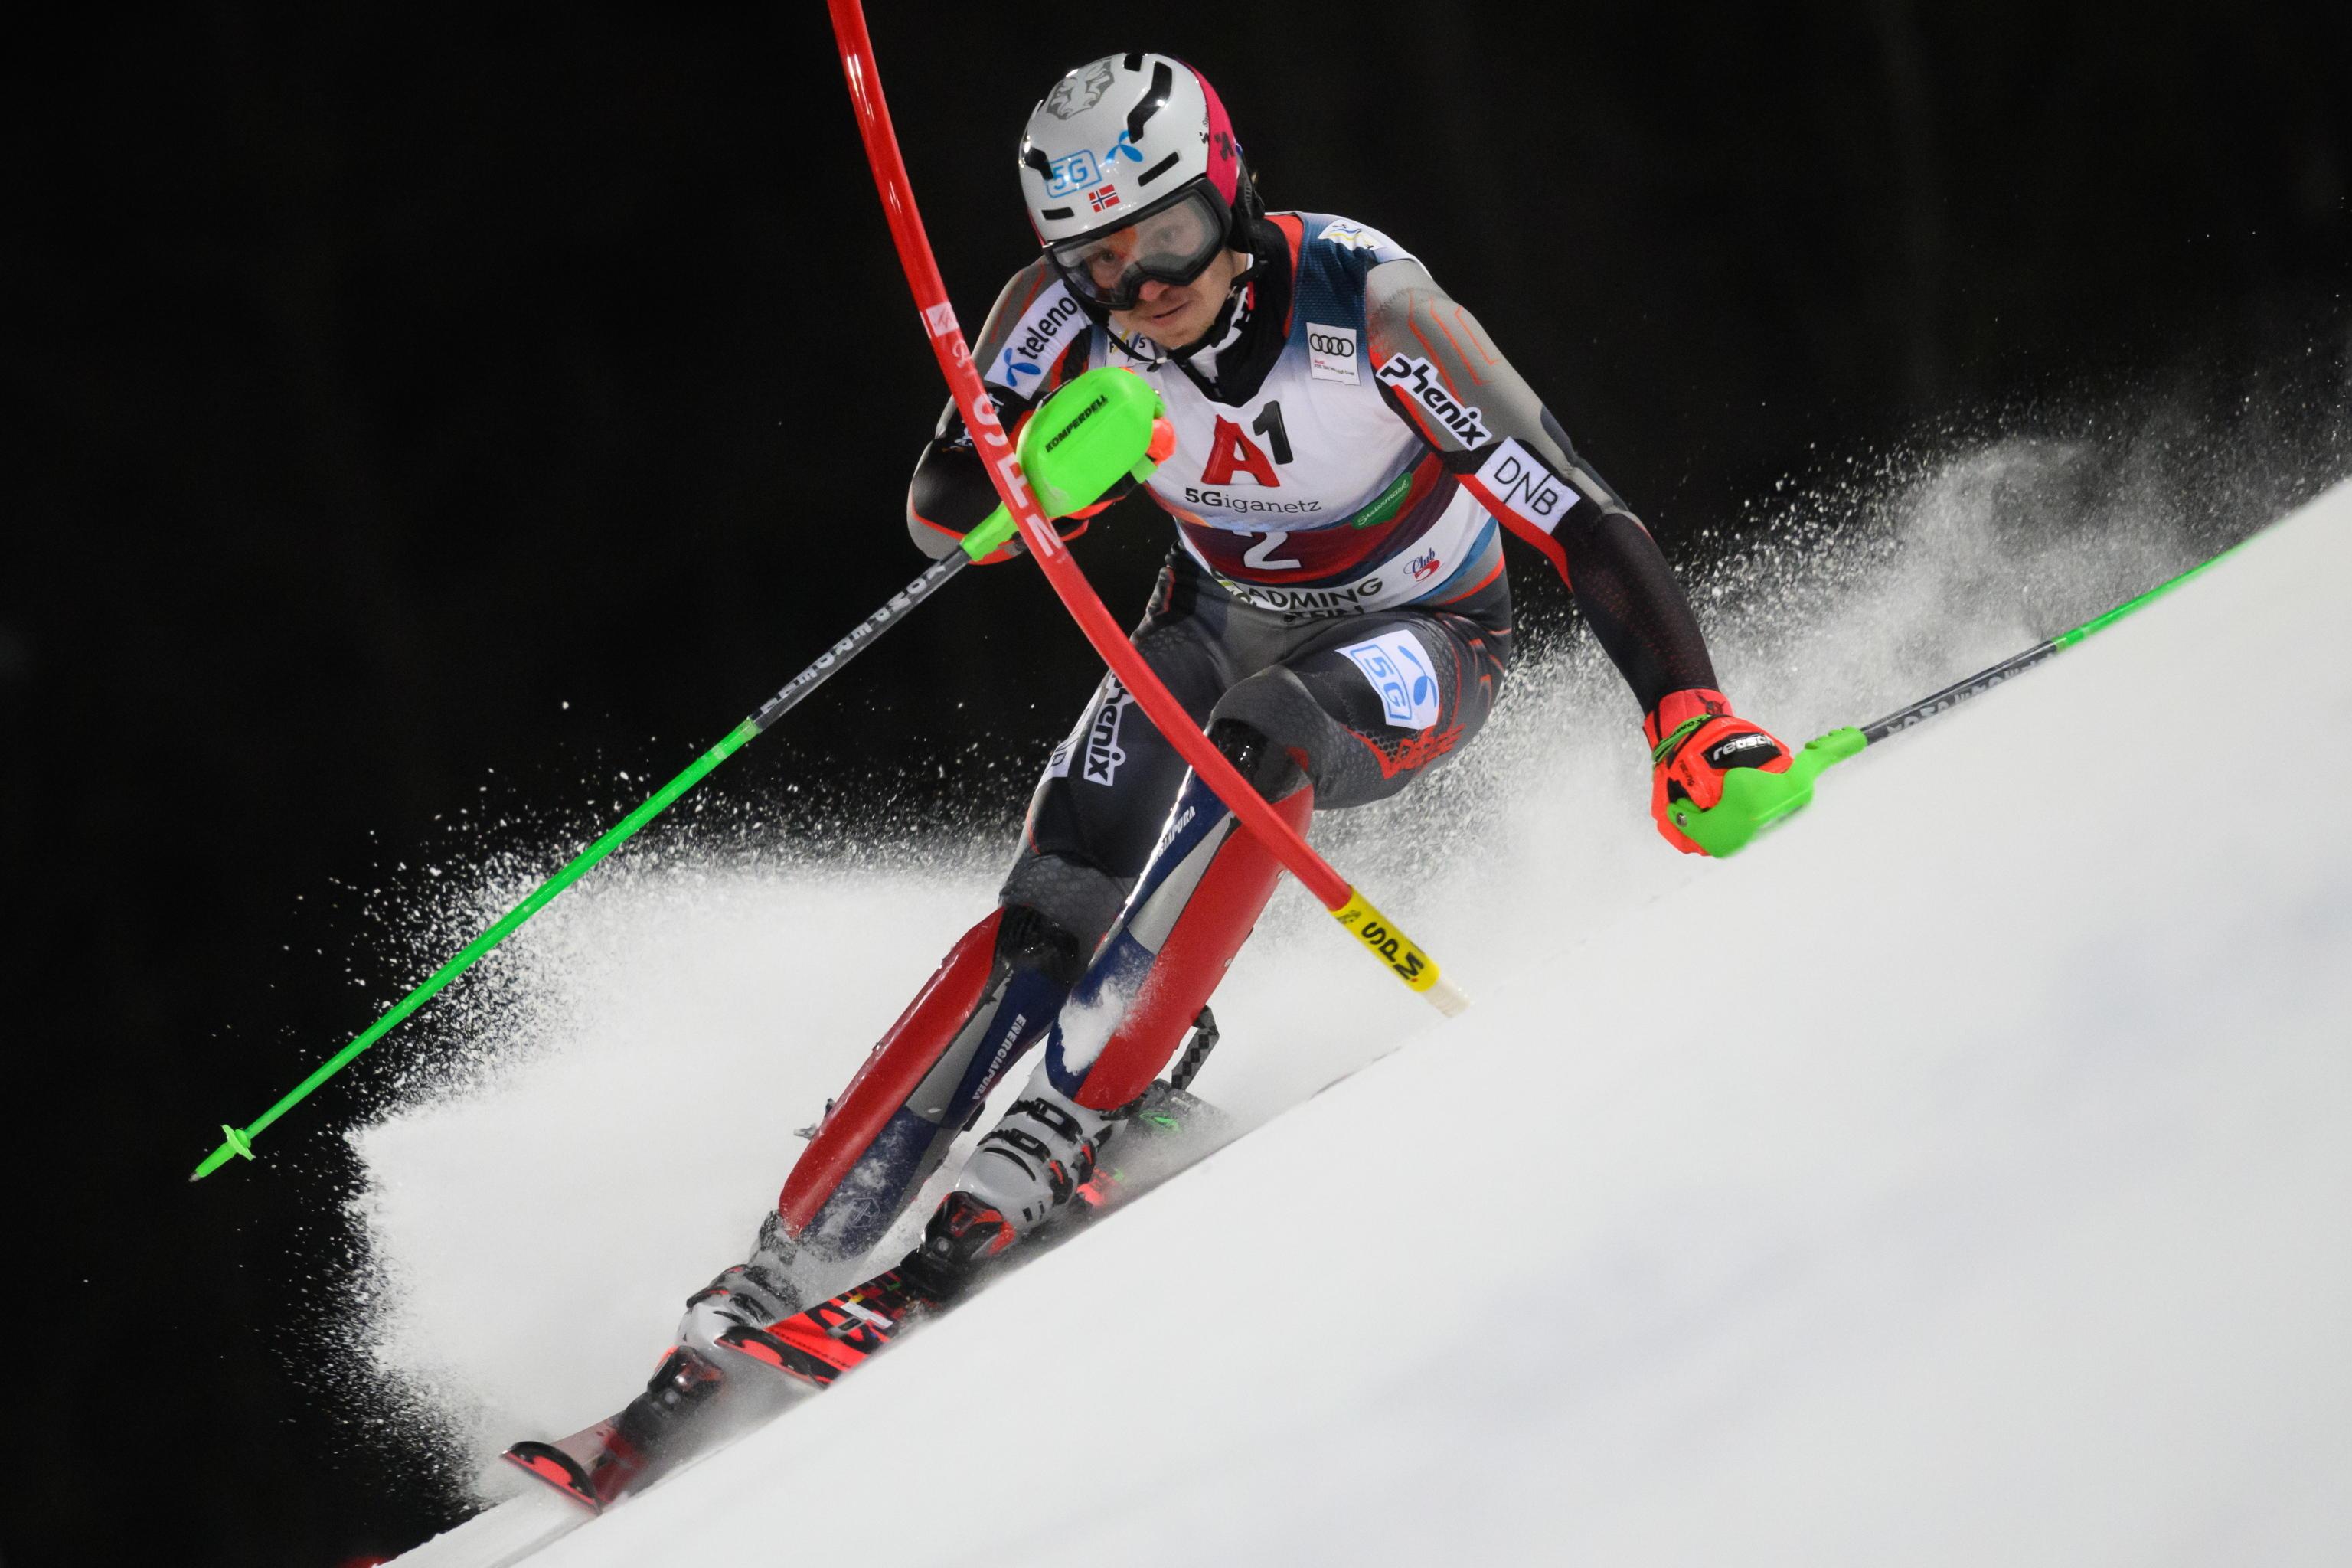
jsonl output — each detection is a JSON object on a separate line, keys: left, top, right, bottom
{"left": 1643, "top": 688, "right": 1793, "bottom": 855}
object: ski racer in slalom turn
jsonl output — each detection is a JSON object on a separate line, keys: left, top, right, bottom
{"left": 665, "top": 47, "right": 1799, "bottom": 1396}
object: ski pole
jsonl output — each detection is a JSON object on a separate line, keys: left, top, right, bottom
{"left": 827, "top": 0, "right": 1467, "bottom": 1018}
{"left": 1668, "top": 534, "right": 2258, "bottom": 857}
{"left": 191, "top": 530, "right": 1012, "bottom": 1182}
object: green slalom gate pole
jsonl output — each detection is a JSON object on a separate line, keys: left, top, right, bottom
{"left": 193, "top": 371, "right": 1176, "bottom": 1182}
{"left": 1667, "top": 534, "right": 2259, "bottom": 858}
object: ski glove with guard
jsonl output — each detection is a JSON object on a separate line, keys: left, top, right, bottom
{"left": 1644, "top": 688, "right": 1794, "bottom": 855}
{"left": 909, "top": 381, "right": 1176, "bottom": 564}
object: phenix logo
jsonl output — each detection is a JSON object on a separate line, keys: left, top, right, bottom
{"left": 1375, "top": 355, "right": 1491, "bottom": 447}
{"left": 1083, "top": 680, "right": 1136, "bottom": 785}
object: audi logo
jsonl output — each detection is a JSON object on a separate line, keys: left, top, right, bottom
{"left": 1309, "top": 332, "right": 1355, "bottom": 357}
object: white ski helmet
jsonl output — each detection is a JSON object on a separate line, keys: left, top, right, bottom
{"left": 1018, "top": 52, "right": 1253, "bottom": 311}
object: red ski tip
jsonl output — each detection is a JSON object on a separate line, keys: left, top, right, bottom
{"left": 503, "top": 1442, "right": 603, "bottom": 1514}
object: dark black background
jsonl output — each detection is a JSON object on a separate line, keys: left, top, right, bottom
{"left": 9, "top": 4, "right": 2347, "bottom": 1563}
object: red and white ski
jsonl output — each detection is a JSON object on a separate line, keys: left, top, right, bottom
{"left": 502, "top": 1073, "right": 1226, "bottom": 1514}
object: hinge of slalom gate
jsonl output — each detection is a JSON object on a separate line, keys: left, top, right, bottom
{"left": 1107, "top": 1006, "right": 1219, "bottom": 1124}
{"left": 1168, "top": 1006, "right": 1220, "bottom": 1095}
{"left": 1096, "top": 1007, "right": 1220, "bottom": 1136}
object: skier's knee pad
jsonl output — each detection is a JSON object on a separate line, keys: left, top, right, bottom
{"left": 1206, "top": 674, "right": 1334, "bottom": 801}
{"left": 991, "top": 899, "right": 1087, "bottom": 986}
{"left": 1206, "top": 716, "right": 1309, "bottom": 802}
{"left": 778, "top": 901, "right": 1078, "bottom": 1258}
{"left": 1046, "top": 758, "right": 1314, "bottom": 1114}
{"left": 998, "top": 851, "right": 1128, "bottom": 958}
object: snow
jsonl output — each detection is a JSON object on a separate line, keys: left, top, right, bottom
{"left": 382, "top": 469, "right": 2352, "bottom": 1564}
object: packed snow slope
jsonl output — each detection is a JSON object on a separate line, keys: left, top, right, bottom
{"left": 374, "top": 470, "right": 2350, "bottom": 1564}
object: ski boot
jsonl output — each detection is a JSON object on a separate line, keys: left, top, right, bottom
{"left": 709, "top": 1194, "right": 998, "bottom": 1391}
{"left": 710, "top": 1180, "right": 1033, "bottom": 1391}
{"left": 677, "top": 1208, "right": 808, "bottom": 1359}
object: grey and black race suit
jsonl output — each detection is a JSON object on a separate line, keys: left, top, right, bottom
{"left": 742, "top": 210, "right": 1728, "bottom": 1273}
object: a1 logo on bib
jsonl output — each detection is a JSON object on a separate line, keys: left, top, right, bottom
{"left": 1307, "top": 322, "right": 1359, "bottom": 385}
{"left": 1339, "top": 631, "right": 1441, "bottom": 731}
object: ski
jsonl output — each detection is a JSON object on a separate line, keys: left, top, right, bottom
{"left": 501, "top": 1423, "right": 633, "bottom": 1514}
{"left": 714, "top": 1078, "right": 1227, "bottom": 1390}
{"left": 500, "top": 1040, "right": 1229, "bottom": 1516}
{"left": 714, "top": 1258, "right": 934, "bottom": 1390}
{"left": 500, "top": 1342, "right": 737, "bottom": 1514}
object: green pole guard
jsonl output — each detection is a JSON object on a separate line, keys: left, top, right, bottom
{"left": 1667, "top": 726, "right": 1864, "bottom": 858}
{"left": 958, "top": 367, "right": 1171, "bottom": 563}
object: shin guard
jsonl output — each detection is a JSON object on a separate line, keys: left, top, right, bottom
{"left": 1047, "top": 729, "right": 1314, "bottom": 1115}
{"left": 777, "top": 904, "right": 1080, "bottom": 1259}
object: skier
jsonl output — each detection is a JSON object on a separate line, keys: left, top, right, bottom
{"left": 672, "top": 47, "right": 1795, "bottom": 1340}
{"left": 508, "top": 49, "right": 1804, "bottom": 1508}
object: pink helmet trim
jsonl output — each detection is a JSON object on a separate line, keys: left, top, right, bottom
{"left": 1184, "top": 62, "right": 1241, "bottom": 206}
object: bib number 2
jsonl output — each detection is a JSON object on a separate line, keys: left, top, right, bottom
{"left": 1242, "top": 531, "right": 1302, "bottom": 571}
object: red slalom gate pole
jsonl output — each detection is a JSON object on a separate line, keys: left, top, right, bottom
{"left": 823, "top": 2, "right": 1465, "bottom": 1015}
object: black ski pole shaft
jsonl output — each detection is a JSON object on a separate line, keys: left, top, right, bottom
{"left": 1674, "top": 534, "right": 2260, "bottom": 856}
{"left": 1858, "top": 639, "right": 2063, "bottom": 743}
{"left": 1857, "top": 534, "right": 2256, "bottom": 746}
{"left": 191, "top": 549, "right": 974, "bottom": 1181}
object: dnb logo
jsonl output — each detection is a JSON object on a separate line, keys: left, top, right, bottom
{"left": 1338, "top": 630, "right": 1441, "bottom": 731}
{"left": 1050, "top": 677, "right": 1137, "bottom": 786}
{"left": 1465, "top": 438, "right": 1579, "bottom": 534}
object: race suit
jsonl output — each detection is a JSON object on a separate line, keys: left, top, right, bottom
{"left": 767, "top": 211, "right": 1720, "bottom": 1262}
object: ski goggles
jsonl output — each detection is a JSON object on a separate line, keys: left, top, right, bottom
{"left": 1046, "top": 183, "right": 1230, "bottom": 312}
